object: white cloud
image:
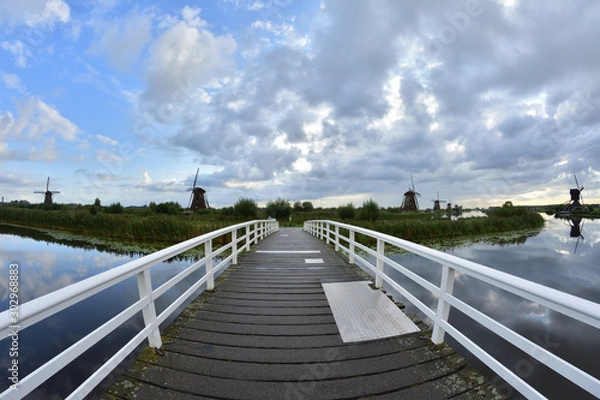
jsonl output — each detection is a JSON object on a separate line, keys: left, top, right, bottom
{"left": 28, "top": 137, "right": 58, "bottom": 161}
{"left": 95, "top": 134, "right": 118, "bottom": 146}
{"left": 1, "top": 41, "right": 33, "bottom": 68}
{"left": 139, "top": 171, "right": 152, "bottom": 185}
{"left": 140, "top": 8, "right": 236, "bottom": 119}
{"left": 0, "top": 0, "right": 70, "bottom": 28}
{"left": 0, "top": 72, "right": 22, "bottom": 90}
{"left": 1, "top": 96, "right": 80, "bottom": 143}
{"left": 96, "top": 149, "right": 126, "bottom": 167}
{"left": 87, "top": 12, "right": 152, "bottom": 71}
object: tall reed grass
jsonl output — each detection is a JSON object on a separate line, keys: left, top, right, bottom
{"left": 0, "top": 206, "right": 240, "bottom": 245}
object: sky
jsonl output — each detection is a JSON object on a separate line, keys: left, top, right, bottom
{"left": 0, "top": 0, "right": 599, "bottom": 209}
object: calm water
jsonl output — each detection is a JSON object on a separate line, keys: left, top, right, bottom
{"left": 1, "top": 217, "right": 599, "bottom": 399}
{"left": 379, "top": 215, "right": 600, "bottom": 399}
{"left": 0, "top": 225, "right": 207, "bottom": 399}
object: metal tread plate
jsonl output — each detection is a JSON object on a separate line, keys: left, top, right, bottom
{"left": 322, "top": 281, "right": 420, "bottom": 343}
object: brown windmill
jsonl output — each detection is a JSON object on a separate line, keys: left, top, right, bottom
{"left": 401, "top": 175, "right": 420, "bottom": 211}
{"left": 567, "top": 173, "right": 587, "bottom": 212}
{"left": 34, "top": 177, "right": 60, "bottom": 204}
{"left": 431, "top": 191, "right": 447, "bottom": 211}
{"left": 187, "top": 168, "right": 209, "bottom": 211}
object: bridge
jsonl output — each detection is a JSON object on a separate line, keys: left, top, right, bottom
{"left": 1, "top": 220, "right": 599, "bottom": 399}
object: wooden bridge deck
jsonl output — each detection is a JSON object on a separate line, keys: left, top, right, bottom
{"left": 102, "top": 228, "right": 500, "bottom": 399}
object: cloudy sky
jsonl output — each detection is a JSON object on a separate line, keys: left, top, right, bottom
{"left": 0, "top": 0, "right": 599, "bottom": 209}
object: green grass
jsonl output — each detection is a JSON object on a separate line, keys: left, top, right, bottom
{"left": 0, "top": 204, "right": 545, "bottom": 248}
{"left": 0, "top": 205, "right": 252, "bottom": 247}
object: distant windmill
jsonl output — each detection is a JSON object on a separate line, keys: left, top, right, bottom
{"left": 566, "top": 173, "right": 587, "bottom": 212}
{"left": 34, "top": 177, "right": 60, "bottom": 205}
{"left": 401, "top": 175, "right": 421, "bottom": 211}
{"left": 187, "top": 168, "right": 209, "bottom": 211}
{"left": 431, "top": 191, "right": 447, "bottom": 211}
{"left": 446, "top": 198, "right": 452, "bottom": 212}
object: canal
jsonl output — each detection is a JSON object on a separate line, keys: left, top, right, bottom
{"left": 379, "top": 214, "right": 599, "bottom": 399}
{"left": 1, "top": 215, "right": 599, "bottom": 399}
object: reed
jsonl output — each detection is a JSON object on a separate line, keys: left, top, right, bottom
{"left": 0, "top": 206, "right": 242, "bottom": 246}
{"left": 352, "top": 212, "right": 544, "bottom": 243}
{"left": 0, "top": 204, "right": 545, "bottom": 248}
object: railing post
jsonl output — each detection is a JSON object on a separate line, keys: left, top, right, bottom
{"left": 245, "top": 224, "right": 251, "bottom": 251}
{"left": 325, "top": 222, "right": 331, "bottom": 244}
{"left": 206, "top": 239, "right": 214, "bottom": 290}
{"left": 232, "top": 228, "right": 238, "bottom": 265}
{"left": 375, "top": 239, "right": 384, "bottom": 288}
{"left": 334, "top": 225, "right": 339, "bottom": 251}
{"left": 348, "top": 229, "right": 355, "bottom": 264}
{"left": 432, "top": 264, "right": 456, "bottom": 344}
{"left": 136, "top": 269, "right": 162, "bottom": 348}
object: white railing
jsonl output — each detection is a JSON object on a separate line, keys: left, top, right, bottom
{"left": 0, "top": 219, "right": 278, "bottom": 400}
{"left": 304, "top": 220, "right": 600, "bottom": 400}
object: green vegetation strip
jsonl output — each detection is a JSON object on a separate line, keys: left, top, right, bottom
{"left": 0, "top": 206, "right": 242, "bottom": 249}
{"left": 0, "top": 203, "right": 545, "bottom": 252}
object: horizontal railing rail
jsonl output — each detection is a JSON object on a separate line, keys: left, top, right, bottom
{"left": 304, "top": 220, "right": 600, "bottom": 400}
{"left": 0, "top": 219, "right": 278, "bottom": 400}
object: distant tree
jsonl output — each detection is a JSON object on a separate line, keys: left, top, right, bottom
{"left": 90, "top": 198, "right": 101, "bottom": 215}
{"left": 220, "top": 206, "right": 234, "bottom": 216}
{"left": 234, "top": 198, "right": 258, "bottom": 218}
{"left": 301, "top": 201, "right": 314, "bottom": 212}
{"left": 105, "top": 202, "right": 124, "bottom": 214}
{"left": 358, "top": 199, "right": 380, "bottom": 222}
{"left": 294, "top": 201, "right": 303, "bottom": 212}
{"left": 155, "top": 201, "right": 182, "bottom": 215}
{"left": 338, "top": 203, "right": 356, "bottom": 220}
{"left": 266, "top": 198, "right": 291, "bottom": 220}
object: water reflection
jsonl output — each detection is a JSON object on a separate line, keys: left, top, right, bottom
{"left": 0, "top": 224, "right": 208, "bottom": 399}
{"left": 379, "top": 215, "right": 600, "bottom": 399}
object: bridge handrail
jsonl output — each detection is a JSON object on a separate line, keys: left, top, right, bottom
{"left": 0, "top": 219, "right": 278, "bottom": 400}
{"left": 304, "top": 220, "right": 600, "bottom": 400}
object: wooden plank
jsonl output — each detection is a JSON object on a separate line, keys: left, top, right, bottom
{"left": 102, "top": 227, "right": 501, "bottom": 400}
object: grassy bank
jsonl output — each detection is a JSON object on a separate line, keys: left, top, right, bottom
{"left": 352, "top": 212, "right": 544, "bottom": 243}
{"left": 0, "top": 204, "right": 545, "bottom": 249}
{"left": 0, "top": 205, "right": 245, "bottom": 247}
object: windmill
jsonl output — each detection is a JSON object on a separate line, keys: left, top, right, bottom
{"left": 34, "top": 177, "right": 60, "bottom": 205}
{"left": 566, "top": 173, "right": 587, "bottom": 213}
{"left": 431, "top": 191, "right": 447, "bottom": 211}
{"left": 401, "top": 175, "right": 421, "bottom": 211}
{"left": 187, "top": 168, "right": 209, "bottom": 211}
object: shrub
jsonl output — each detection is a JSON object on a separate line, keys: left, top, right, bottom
{"left": 154, "top": 201, "right": 182, "bottom": 215}
{"left": 266, "top": 198, "right": 291, "bottom": 220}
{"left": 105, "top": 202, "right": 124, "bottom": 214}
{"left": 338, "top": 203, "right": 355, "bottom": 220}
{"left": 302, "top": 201, "right": 314, "bottom": 211}
{"left": 486, "top": 206, "right": 529, "bottom": 218}
{"left": 358, "top": 199, "right": 380, "bottom": 222}
{"left": 234, "top": 198, "right": 258, "bottom": 218}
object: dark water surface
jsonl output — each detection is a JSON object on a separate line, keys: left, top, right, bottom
{"left": 0, "top": 225, "right": 206, "bottom": 399}
{"left": 1, "top": 217, "right": 599, "bottom": 399}
{"left": 379, "top": 215, "right": 599, "bottom": 399}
